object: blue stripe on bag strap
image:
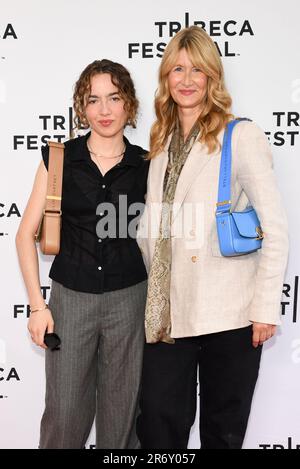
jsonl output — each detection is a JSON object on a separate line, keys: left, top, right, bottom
{"left": 216, "top": 118, "right": 251, "bottom": 215}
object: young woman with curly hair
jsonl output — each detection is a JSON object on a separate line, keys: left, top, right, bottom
{"left": 16, "top": 59, "right": 149, "bottom": 449}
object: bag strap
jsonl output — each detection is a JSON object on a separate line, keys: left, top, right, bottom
{"left": 216, "top": 118, "right": 251, "bottom": 215}
{"left": 44, "top": 141, "right": 65, "bottom": 215}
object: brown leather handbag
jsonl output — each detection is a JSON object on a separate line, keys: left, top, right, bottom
{"left": 35, "top": 141, "right": 65, "bottom": 255}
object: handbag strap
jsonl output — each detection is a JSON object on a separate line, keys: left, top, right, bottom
{"left": 44, "top": 141, "right": 65, "bottom": 215}
{"left": 216, "top": 118, "right": 251, "bottom": 215}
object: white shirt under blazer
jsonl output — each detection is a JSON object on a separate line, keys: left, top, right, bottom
{"left": 137, "top": 121, "right": 289, "bottom": 338}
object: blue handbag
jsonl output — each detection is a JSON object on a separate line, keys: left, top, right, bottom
{"left": 215, "top": 118, "right": 264, "bottom": 256}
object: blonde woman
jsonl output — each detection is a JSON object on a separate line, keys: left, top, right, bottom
{"left": 16, "top": 60, "right": 149, "bottom": 448}
{"left": 136, "top": 27, "right": 288, "bottom": 449}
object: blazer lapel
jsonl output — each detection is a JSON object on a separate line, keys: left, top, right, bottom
{"left": 148, "top": 135, "right": 217, "bottom": 226}
{"left": 148, "top": 135, "right": 171, "bottom": 203}
{"left": 145, "top": 145, "right": 169, "bottom": 244}
{"left": 172, "top": 140, "right": 215, "bottom": 224}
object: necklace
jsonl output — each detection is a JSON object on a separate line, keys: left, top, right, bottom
{"left": 89, "top": 150, "right": 124, "bottom": 176}
{"left": 87, "top": 142, "right": 126, "bottom": 159}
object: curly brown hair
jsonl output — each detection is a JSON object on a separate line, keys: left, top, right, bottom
{"left": 73, "top": 59, "right": 139, "bottom": 130}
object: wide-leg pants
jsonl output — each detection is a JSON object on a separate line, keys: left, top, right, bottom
{"left": 39, "top": 279, "right": 147, "bottom": 449}
{"left": 137, "top": 326, "right": 262, "bottom": 449}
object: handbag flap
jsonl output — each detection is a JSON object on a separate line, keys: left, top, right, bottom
{"left": 231, "top": 207, "right": 260, "bottom": 238}
{"left": 40, "top": 213, "right": 61, "bottom": 255}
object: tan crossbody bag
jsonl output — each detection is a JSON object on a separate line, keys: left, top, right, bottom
{"left": 35, "top": 141, "right": 65, "bottom": 255}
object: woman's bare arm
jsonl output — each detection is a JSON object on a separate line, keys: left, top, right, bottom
{"left": 16, "top": 161, "right": 54, "bottom": 348}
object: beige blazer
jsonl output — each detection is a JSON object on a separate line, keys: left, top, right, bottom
{"left": 137, "top": 121, "right": 289, "bottom": 338}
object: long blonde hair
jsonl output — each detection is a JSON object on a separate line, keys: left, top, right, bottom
{"left": 149, "top": 26, "right": 233, "bottom": 158}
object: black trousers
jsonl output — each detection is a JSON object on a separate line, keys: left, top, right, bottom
{"left": 137, "top": 326, "right": 262, "bottom": 449}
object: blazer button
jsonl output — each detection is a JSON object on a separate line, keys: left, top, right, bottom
{"left": 191, "top": 256, "right": 197, "bottom": 263}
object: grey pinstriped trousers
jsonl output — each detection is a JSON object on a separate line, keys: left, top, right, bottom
{"left": 39, "top": 279, "right": 147, "bottom": 449}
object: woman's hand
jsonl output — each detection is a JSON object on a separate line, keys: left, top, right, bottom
{"left": 28, "top": 308, "right": 54, "bottom": 349}
{"left": 252, "top": 322, "right": 277, "bottom": 348}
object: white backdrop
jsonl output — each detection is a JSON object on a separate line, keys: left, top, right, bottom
{"left": 0, "top": 0, "right": 299, "bottom": 449}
